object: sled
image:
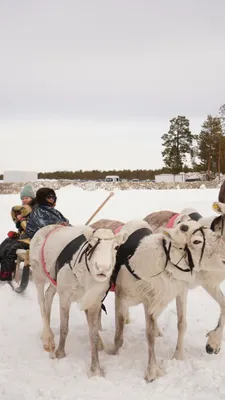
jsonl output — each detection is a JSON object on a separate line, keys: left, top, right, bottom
{"left": 9, "top": 249, "right": 31, "bottom": 293}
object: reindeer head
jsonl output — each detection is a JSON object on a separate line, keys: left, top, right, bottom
{"left": 163, "top": 219, "right": 213, "bottom": 273}
{"left": 85, "top": 228, "right": 128, "bottom": 283}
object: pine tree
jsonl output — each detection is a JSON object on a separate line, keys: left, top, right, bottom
{"left": 219, "top": 104, "right": 225, "bottom": 136}
{"left": 197, "top": 115, "right": 223, "bottom": 178}
{"left": 161, "top": 116, "right": 194, "bottom": 174}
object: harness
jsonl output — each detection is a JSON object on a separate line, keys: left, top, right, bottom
{"left": 55, "top": 234, "right": 88, "bottom": 275}
{"left": 161, "top": 226, "right": 206, "bottom": 275}
{"left": 41, "top": 226, "right": 102, "bottom": 286}
{"left": 101, "top": 227, "right": 152, "bottom": 305}
{"left": 106, "top": 226, "right": 206, "bottom": 290}
{"left": 41, "top": 226, "right": 116, "bottom": 313}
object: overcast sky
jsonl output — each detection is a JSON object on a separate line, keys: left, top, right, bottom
{"left": 0, "top": 0, "right": 224, "bottom": 172}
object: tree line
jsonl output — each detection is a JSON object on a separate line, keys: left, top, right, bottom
{"left": 161, "top": 103, "right": 225, "bottom": 179}
{"left": 0, "top": 167, "right": 193, "bottom": 181}
{"left": 38, "top": 168, "right": 178, "bottom": 181}
{"left": 0, "top": 103, "right": 224, "bottom": 181}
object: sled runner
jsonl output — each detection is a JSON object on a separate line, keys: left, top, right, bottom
{"left": 8, "top": 249, "right": 30, "bottom": 293}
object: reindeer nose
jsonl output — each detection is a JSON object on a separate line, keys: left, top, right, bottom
{"left": 180, "top": 224, "right": 189, "bottom": 232}
{"left": 95, "top": 262, "right": 111, "bottom": 272}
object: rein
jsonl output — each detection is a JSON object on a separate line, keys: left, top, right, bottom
{"left": 158, "top": 226, "right": 206, "bottom": 277}
{"left": 77, "top": 238, "right": 101, "bottom": 273}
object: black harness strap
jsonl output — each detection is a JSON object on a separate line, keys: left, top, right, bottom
{"left": 162, "top": 226, "right": 206, "bottom": 275}
{"left": 162, "top": 239, "right": 192, "bottom": 273}
{"left": 54, "top": 233, "right": 107, "bottom": 314}
{"left": 101, "top": 227, "right": 152, "bottom": 308}
{"left": 111, "top": 227, "right": 152, "bottom": 285}
{"left": 188, "top": 212, "right": 202, "bottom": 221}
{"left": 55, "top": 234, "right": 87, "bottom": 277}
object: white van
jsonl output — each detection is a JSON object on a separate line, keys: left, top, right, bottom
{"left": 105, "top": 175, "right": 120, "bottom": 182}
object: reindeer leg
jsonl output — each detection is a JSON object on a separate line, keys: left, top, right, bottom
{"left": 86, "top": 310, "right": 104, "bottom": 351}
{"left": 97, "top": 308, "right": 103, "bottom": 331}
{"left": 45, "top": 284, "right": 57, "bottom": 324}
{"left": 144, "top": 304, "right": 164, "bottom": 382}
{"left": 108, "top": 293, "right": 128, "bottom": 355}
{"left": 45, "top": 284, "right": 57, "bottom": 357}
{"left": 55, "top": 295, "right": 71, "bottom": 359}
{"left": 203, "top": 283, "right": 225, "bottom": 354}
{"left": 86, "top": 305, "right": 105, "bottom": 377}
{"left": 172, "top": 290, "right": 187, "bottom": 360}
{"left": 33, "top": 268, "right": 55, "bottom": 353}
{"left": 125, "top": 309, "right": 131, "bottom": 324}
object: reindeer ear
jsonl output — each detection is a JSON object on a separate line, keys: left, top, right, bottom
{"left": 212, "top": 201, "right": 225, "bottom": 214}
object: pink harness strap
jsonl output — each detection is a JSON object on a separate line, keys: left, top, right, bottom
{"left": 166, "top": 213, "right": 180, "bottom": 228}
{"left": 41, "top": 225, "right": 65, "bottom": 286}
{"left": 113, "top": 225, "right": 123, "bottom": 234}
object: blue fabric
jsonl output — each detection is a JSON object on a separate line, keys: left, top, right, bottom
{"left": 26, "top": 205, "right": 69, "bottom": 239}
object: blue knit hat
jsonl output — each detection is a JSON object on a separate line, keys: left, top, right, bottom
{"left": 20, "top": 185, "right": 35, "bottom": 199}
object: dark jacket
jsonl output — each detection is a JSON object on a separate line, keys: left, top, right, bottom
{"left": 25, "top": 205, "right": 69, "bottom": 239}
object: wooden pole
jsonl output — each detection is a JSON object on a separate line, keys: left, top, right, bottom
{"left": 85, "top": 192, "right": 115, "bottom": 225}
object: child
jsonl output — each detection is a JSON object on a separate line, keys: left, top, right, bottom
{"left": 0, "top": 185, "right": 35, "bottom": 281}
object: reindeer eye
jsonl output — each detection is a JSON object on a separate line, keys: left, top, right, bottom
{"left": 115, "top": 245, "right": 120, "bottom": 251}
{"left": 193, "top": 240, "right": 202, "bottom": 245}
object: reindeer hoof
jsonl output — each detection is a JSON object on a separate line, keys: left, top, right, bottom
{"left": 41, "top": 332, "right": 55, "bottom": 353}
{"left": 206, "top": 330, "right": 221, "bottom": 354}
{"left": 145, "top": 365, "right": 164, "bottom": 382}
{"left": 88, "top": 366, "right": 105, "bottom": 378}
{"left": 55, "top": 348, "right": 66, "bottom": 359}
{"left": 107, "top": 347, "right": 119, "bottom": 355}
{"left": 206, "top": 344, "right": 214, "bottom": 354}
{"left": 43, "top": 342, "right": 55, "bottom": 353}
{"left": 206, "top": 344, "right": 220, "bottom": 354}
{"left": 172, "top": 350, "right": 185, "bottom": 360}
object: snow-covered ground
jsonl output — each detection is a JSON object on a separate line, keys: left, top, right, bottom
{"left": 0, "top": 186, "right": 225, "bottom": 400}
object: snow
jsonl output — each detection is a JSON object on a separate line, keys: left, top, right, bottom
{"left": 0, "top": 186, "right": 225, "bottom": 400}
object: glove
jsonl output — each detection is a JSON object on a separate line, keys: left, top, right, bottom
{"left": 7, "top": 231, "right": 19, "bottom": 238}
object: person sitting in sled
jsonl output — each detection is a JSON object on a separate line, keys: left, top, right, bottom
{"left": 0, "top": 204, "right": 33, "bottom": 281}
{"left": 25, "top": 187, "right": 70, "bottom": 239}
{"left": 0, "top": 185, "right": 35, "bottom": 281}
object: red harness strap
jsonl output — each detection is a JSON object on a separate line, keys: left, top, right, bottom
{"left": 41, "top": 225, "right": 65, "bottom": 286}
{"left": 166, "top": 213, "right": 180, "bottom": 228}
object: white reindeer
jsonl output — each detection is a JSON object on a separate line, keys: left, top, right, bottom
{"left": 29, "top": 223, "right": 128, "bottom": 377}
{"left": 144, "top": 201, "right": 225, "bottom": 355}
{"left": 109, "top": 217, "right": 225, "bottom": 381}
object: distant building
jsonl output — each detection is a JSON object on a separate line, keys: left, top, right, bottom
{"left": 3, "top": 170, "right": 38, "bottom": 183}
{"left": 105, "top": 175, "right": 120, "bottom": 182}
{"left": 154, "top": 173, "right": 185, "bottom": 183}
